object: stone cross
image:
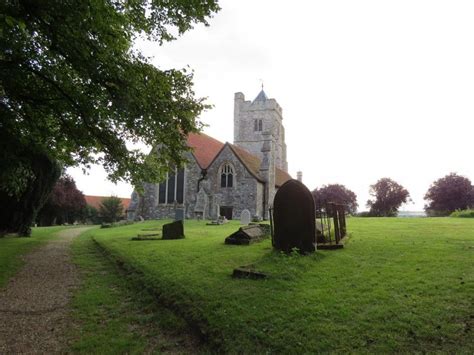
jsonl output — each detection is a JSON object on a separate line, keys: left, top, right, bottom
{"left": 272, "top": 179, "right": 316, "bottom": 253}
{"left": 240, "top": 209, "right": 251, "bottom": 225}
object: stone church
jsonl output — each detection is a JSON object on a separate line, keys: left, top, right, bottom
{"left": 129, "top": 89, "right": 292, "bottom": 220}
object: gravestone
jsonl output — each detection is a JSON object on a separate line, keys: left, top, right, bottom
{"left": 162, "top": 220, "right": 185, "bottom": 239}
{"left": 240, "top": 209, "right": 251, "bottom": 225}
{"left": 225, "top": 225, "right": 268, "bottom": 245}
{"left": 194, "top": 187, "right": 208, "bottom": 219}
{"left": 174, "top": 208, "right": 184, "bottom": 221}
{"left": 273, "top": 179, "right": 316, "bottom": 253}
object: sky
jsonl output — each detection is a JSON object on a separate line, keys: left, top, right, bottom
{"left": 69, "top": 0, "right": 474, "bottom": 211}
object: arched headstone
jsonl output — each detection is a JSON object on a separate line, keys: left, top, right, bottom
{"left": 240, "top": 209, "right": 251, "bottom": 225}
{"left": 273, "top": 179, "right": 316, "bottom": 253}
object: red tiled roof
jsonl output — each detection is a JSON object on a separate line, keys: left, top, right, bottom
{"left": 186, "top": 132, "right": 292, "bottom": 187}
{"left": 84, "top": 195, "right": 131, "bottom": 210}
{"left": 187, "top": 132, "right": 225, "bottom": 169}
{"left": 229, "top": 144, "right": 292, "bottom": 187}
{"left": 228, "top": 144, "right": 264, "bottom": 182}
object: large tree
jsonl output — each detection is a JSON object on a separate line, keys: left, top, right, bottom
{"left": 366, "top": 178, "right": 410, "bottom": 217}
{"left": 37, "top": 175, "right": 86, "bottom": 225}
{"left": 424, "top": 173, "right": 474, "bottom": 216}
{"left": 0, "top": 0, "right": 220, "bottom": 235}
{"left": 312, "top": 184, "right": 358, "bottom": 214}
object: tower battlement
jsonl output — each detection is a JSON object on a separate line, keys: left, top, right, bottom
{"left": 233, "top": 90, "right": 288, "bottom": 172}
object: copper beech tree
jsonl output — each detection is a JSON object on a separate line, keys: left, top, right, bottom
{"left": 424, "top": 173, "right": 474, "bottom": 216}
{"left": 0, "top": 0, "right": 220, "bottom": 235}
{"left": 366, "top": 178, "right": 410, "bottom": 217}
{"left": 312, "top": 184, "right": 358, "bottom": 215}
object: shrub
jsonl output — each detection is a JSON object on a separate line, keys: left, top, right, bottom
{"left": 356, "top": 211, "right": 373, "bottom": 217}
{"left": 99, "top": 196, "right": 124, "bottom": 223}
{"left": 450, "top": 209, "right": 474, "bottom": 218}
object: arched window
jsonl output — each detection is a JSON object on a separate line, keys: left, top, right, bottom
{"left": 220, "top": 163, "right": 234, "bottom": 188}
{"left": 258, "top": 119, "right": 263, "bottom": 131}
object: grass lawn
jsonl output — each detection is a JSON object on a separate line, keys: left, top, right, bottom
{"left": 0, "top": 226, "right": 68, "bottom": 287}
{"left": 69, "top": 229, "right": 202, "bottom": 353}
{"left": 89, "top": 218, "right": 473, "bottom": 353}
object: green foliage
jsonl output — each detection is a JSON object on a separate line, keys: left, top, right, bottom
{"left": 99, "top": 196, "right": 124, "bottom": 223}
{"left": 1, "top": 0, "right": 220, "bottom": 196}
{"left": 91, "top": 219, "right": 474, "bottom": 353}
{"left": 450, "top": 209, "right": 474, "bottom": 218}
{"left": 355, "top": 211, "right": 373, "bottom": 217}
{"left": 81, "top": 205, "right": 100, "bottom": 224}
{"left": 0, "top": 147, "right": 61, "bottom": 236}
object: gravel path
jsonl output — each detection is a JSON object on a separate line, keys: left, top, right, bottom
{"left": 0, "top": 227, "right": 91, "bottom": 353}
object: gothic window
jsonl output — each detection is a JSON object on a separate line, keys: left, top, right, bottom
{"left": 176, "top": 169, "right": 185, "bottom": 203}
{"left": 158, "top": 181, "right": 166, "bottom": 204}
{"left": 167, "top": 172, "right": 175, "bottom": 203}
{"left": 157, "top": 168, "right": 185, "bottom": 204}
{"left": 220, "top": 163, "right": 234, "bottom": 188}
{"left": 254, "top": 119, "right": 263, "bottom": 132}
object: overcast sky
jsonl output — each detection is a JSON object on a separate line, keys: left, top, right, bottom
{"left": 69, "top": 0, "right": 474, "bottom": 211}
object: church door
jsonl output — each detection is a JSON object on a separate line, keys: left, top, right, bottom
{"left": 219, "top": 206, "right": 233, "bottom": 220}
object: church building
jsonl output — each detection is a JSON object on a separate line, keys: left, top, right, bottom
{"left": 129, "top": 89, "right": 292, "bottom": 220}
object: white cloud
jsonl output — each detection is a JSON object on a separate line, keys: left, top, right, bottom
{"left": 70, "top": 0, "right": 474, "bottom": 210}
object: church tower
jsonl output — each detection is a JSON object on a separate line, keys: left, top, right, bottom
{"left": 233, "top": 89, "right": 288, "bottom": 172}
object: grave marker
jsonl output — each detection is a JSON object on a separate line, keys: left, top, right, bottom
{"left": 273, "top": 179, "right": 316, "bottom": 253}
{"left": 240, "top": 209, "right": 251, "bottom": 225}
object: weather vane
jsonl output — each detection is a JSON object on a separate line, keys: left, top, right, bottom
{"left": 259, "top": 78, "right": 264, "bottom": 90}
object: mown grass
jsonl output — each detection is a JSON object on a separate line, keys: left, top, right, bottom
{"left": 91, "top": 218, "right": 474, "bottom": 353}
{"left": 0, "top": 226, "right": 67, "bottom": 287}
{"left": 70, "top": 228, "right": 202, "bottom": 354}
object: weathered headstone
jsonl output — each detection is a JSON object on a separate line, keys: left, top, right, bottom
{"left": 273, "top": 179, "right": 316, "bottom": 253}
{"left": 240, "top": 209, "right": 251, "bottom": 225}
{"left": 174, "top": 208, "right": 184, "bottom": 221}
{"left": 162, "top": 220, "right": 185, "bottom": 239}
{"left": 194, "top": 187, "right": 208, "bottom": 219}
{"left": 225, "top": 225, "right": 268, "bottom": 245}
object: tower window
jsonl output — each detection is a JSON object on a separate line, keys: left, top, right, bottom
{"left": 258, "top": 119, "right": 263, "bottom": 131}
{"left": 220, "top": 163, "right": 234, "bottom": 188}
{"left": 254, "top": 119, "right": 263, "bottom": 132}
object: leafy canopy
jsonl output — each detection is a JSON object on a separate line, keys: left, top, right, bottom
{"left": 366, "top": 178, "right": 410, "bottom": 217}
{"left": 37, "top": 175, "right": 86, "bottom": 225}
{"left": 424, "top": 173, "right": 474, "bottom": 216}
{"left": 0, "top": 0, "right": 220, "bottom": 196}
{"left": 312, "top": 184, "right": 358, "bottom": 214}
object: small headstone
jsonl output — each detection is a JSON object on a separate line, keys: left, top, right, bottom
{"left": 273, "top": 179, "right": 316, "bottom": 253}
{"left": 225, "top": 225, "right": 268, "bottom": 245}
{"left": 174, "top": 208, "right": 185, "bottom": 221}
{"left": 162, "top": 220, "right": 185, "bottom": 240}
{"left": 240, "top": 209, "right": 251, "bottom": 225}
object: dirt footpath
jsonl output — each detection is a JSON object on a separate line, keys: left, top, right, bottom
{"left": 0, "top": 227, "right": 91, "bottom": 353}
